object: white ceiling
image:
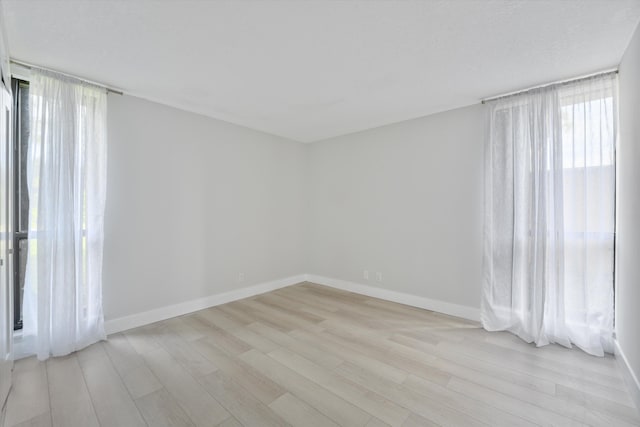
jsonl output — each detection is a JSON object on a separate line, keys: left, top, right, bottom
{"left": 3, "top": 1, "right": 640, "bottom": 142}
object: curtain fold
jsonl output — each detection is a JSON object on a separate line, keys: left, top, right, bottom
{"left": 482, "top": 73, "right": 616, "bottom": 356}
{"left": 22, "top": 69, "right": 107, "bottom": 360}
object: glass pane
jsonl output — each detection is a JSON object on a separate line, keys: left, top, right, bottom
{"left": 18, "top": 82, "right": 29, "bottom": 233}
{"left": 16, "top": 238, "right": 27, "bottom": 328}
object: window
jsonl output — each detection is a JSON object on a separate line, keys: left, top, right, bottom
{"left": 560, "top": 89, "right": 616, "bottom": 326}
{"left": 12, "top": 78, "right": 29, "bottom": 330}
{"left": 483, "top": 73, "right": 617, "bottom": 355}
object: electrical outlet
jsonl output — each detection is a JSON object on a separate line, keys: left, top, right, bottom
{"left": 238, "top": 272, "right": 245, "bottom": 282}
{"left": 363, "top": 270, "right": 369, "bottom": 280}
{"left": 376, "top": 272, "right": 383, "bottom": 282}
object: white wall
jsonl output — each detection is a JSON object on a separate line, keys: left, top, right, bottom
{"left": 617, "top": 20, "right": 640, "bottom": 408}
{"left": 103, "top": 94, "right": 485, "bottom": 326}
{"left": 103, "top": 94, "right": 306, "bottom": 322}
{"left": 306, "top": 105, "right": 485, "bottom": 312}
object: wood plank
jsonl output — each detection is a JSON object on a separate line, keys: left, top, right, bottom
{"left": 141, "top": 347, "right": 231, "bottom": 426}
{"left": 197, "top": 370, "right": 290, "bottom": 427}
{"left": 134, "top": 388, "right": 195, "bottom": 427}
{"left": 240, "top": 349, "right": 371, "bottom": 427}
{"left": 102, "top": 334, "right": 163, "bottom": 399}
{"left": 333, "top": 360, "right": 488, "bottom": 427}
{"left": 446, "top": 376, "right": 588, "bottom": 426}
{"left": 403, "top": 374, "right": 536, "bottom": 427}
{"left": 190, "top": 313, "right": 252, "bottom": 355}
{"left": 4, "top": 357, "right": 50, "bottom": 427}
{"left": 247, "top": 322, "right": 344, "bottom": 369}
{"left": 268, "top": 347, "right": 410, "bottom": 426}
{"left": 76, "top": 343, "right": 146, "bottom": 427}
{"left": 217, "top": 417, "right": 243, "bottom": 427}
{"left": 401, "top": 413, "right": 440, "bottom": 427}
{"left": 191, "top": 337, "right": 286, "bottom": 405}
{"left": 11, "top": 412, "right": 52, "bottom": 427}
{"left": 438, "top": 339, "right": 632, "bottom": 404}
{"left": 390, "top": 332, "right": 557, "bottom": 395}
{"left": 269, "top": 392, "right": 339, "bottom": 427}
{"left": 154, "top": 325, "right": 218, "bottom": 377}
{"left": 289, "top": 328, "right": 408, "bottom": 384}
{"left": 123, "top": 323, "right": 163, "bottom": 355}
{"left": 46, "top": 354, "right": 99, "bottom": 427}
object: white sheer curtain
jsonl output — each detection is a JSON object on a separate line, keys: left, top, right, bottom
{"left": 22, "top": 69, "right": 107, "bottom": 360}
{"left": 482, "top": 73, "right": 617, "bottom": 356}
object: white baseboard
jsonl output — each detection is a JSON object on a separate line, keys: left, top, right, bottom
{"left": 614, "top": 339, "right": 640, "bottom": 414}
{"left": 105, "top": 273, "right": 481, "bottom": 335}
{"left": 306, "top": 274, "right": 481, "bottom": 322}
{"left": 104, "top": 274, "right": 307, "bottom": 335}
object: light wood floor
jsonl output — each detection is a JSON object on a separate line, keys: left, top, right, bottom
{"left": 3, "top": 282, "right": 639, "bottom": 427}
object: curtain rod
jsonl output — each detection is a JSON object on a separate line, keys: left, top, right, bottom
{"left": 481, "top": 68, "right": 618, "bottom": 104}
{"left": 10, "top": 59, "right": 124, "bottom": 95}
